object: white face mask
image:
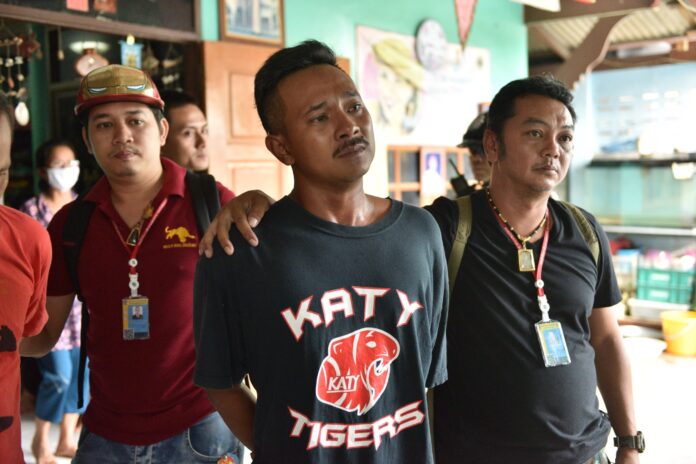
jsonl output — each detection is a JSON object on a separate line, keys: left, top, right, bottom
{"left": 46, "top": 166, "right": 80, "bottom": 192}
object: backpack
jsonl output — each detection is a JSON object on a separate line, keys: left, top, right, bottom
{"left": 447, "top": 195, "right": 600, "bottom": 295}
{"left": 63, "top": 171, "right": 221, "bottom": 408}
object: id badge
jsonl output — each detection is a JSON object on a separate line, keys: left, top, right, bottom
{"left": 535, "top": 320, "right": 571, "bottom": 367}
{"left": 122, "top": 296, "right": 150, "bottom": 340}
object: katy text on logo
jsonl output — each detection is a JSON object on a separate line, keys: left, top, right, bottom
{"left": 281, "top": 286, "right": 423, "bottom": 342}
{"left": 288, "top": 401, "right": 425, "bottom": 450}
{"left": 316, "top": 328, "right": 400, "bottom": 415}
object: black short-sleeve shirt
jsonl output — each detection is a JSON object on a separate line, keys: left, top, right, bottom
{"left": 194, "top": 197, "right": 448, "bottom": 464}
{"left": 426, "top": 190, "right": 621, "bottom": 464}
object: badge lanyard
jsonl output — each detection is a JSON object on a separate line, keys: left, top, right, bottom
{"left": 110, "top": 198, "right": 168, "bottom": 340}
{"left": 493, "top": 208, "right": 572, "bottom": 367}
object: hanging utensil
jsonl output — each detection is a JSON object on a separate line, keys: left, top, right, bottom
{"left": 14, "top": 40, "right": 24, "bottom": 82}
{"left": 14, "top": 99, "right": 29, "bottom": 126}
{"left": 13, "top": 38, "right": 29, "bottom": 125}
{"left": 57, "top": 26, "right": 65, "bottom": 61}
{"left": 141, "top": 42, "right": 160, "bottom": 76}
{"left": 5, "top": 42, "right": 14, "bottom": 90}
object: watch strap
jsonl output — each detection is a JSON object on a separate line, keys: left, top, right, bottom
{"left": 613, "top": 431, "right": 645, "bottom": 452}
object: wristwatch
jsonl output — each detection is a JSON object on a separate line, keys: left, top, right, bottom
{"left": 613, "top": 431, "right": 645, "bottom": 453}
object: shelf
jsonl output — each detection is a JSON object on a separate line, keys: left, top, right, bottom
{"left": 618, "top": 316, "right": 662, "bottom": 332}
{"left": 602, "top": 225, "right": 696, "bottom": 237}
{"left": 588, "top": 153, "right": 696, "bottom": 167}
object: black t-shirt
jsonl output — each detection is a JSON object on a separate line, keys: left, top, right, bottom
{"left": 426, "top": 191, "right": 621, "bottom": 464}
{"left": 194, "top": 197, "right": 448, "bottom": 464}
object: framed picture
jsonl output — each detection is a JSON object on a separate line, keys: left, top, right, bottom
{"left": 219, "top": 0, "right": 284, "bottom": 45}
{"left": 420, "top": 147, "right": 446, "bottom": 196}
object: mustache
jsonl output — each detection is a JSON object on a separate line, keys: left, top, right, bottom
{"left": 534, "top": 160, "right": 559, "bottom": 171}
{"left": 112, "top": 146, "right": 140, "bottom": 156}
{"left": 333, "top": 136, "right": 369, "bottom": 157}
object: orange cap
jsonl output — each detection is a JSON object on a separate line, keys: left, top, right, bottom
{"left": 74, "top": 64, "right": 164, "bottom": 116}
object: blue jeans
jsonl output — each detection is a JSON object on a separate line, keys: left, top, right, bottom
{"left": 36, "top": 347, "right": 89, "bottom": 423}
{"left": 585, "top": 450, "right": 611, "bottom": 464}
{"left": 72, "top": 412, "right": 244, "bottom": 464}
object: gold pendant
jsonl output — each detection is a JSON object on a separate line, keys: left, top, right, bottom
{"left": 127, "top": 224, "right": 141, "bottom": 246}
{"left": 518, "top": 248, "right": 536, "bottom": 272}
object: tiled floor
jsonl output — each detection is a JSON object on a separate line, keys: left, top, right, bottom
{"left": 21, "top": 336, "right": 695, "bottom": 463}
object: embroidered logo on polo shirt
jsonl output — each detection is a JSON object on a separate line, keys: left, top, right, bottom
{"left": 316, "top": 328, "right": 400, "bottom": 415}
{"left": 163, "top": 226, "right": 197, "bottom": 249}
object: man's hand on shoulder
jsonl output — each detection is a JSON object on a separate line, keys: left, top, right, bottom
{"left": 199, "top": 190, "right": 275, "bottom": 258}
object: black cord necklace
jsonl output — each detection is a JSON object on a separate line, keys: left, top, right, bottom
{"left": 486, "top": 188, "right": 547, "bottom": 271}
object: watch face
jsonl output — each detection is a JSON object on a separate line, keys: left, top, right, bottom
{"left": 415, "top": 19, "right": 447, "bottom": 71}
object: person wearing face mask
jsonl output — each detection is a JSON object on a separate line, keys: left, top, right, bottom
{"left": 19, "top": 140, "right": 88, "bottom": 464}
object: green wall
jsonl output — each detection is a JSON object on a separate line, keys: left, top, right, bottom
{"left": 467, "top": 0, "right": 528, "bottom": 92}
{"left": 200, "top": 0, "right": 219, "bottom": 41}
{"left": 201, "top": 0, "right": 528, "bottom": 93}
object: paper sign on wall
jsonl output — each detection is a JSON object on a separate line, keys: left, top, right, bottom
{"left": 94, "top": 0, "right": 118, "bottom": 14}
{"left": 66, "top": 0, "right": 89, "bottom": 11}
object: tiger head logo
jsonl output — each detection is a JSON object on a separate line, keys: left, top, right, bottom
{"left": 316, "top": 328, "right": 400, "bottom": 415}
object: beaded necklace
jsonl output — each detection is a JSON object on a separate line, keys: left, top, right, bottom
{"left": 486, "top": 187, "right": 547, "bottom": 271}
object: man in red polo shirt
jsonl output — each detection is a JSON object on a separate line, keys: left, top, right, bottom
{"left": 20, "top": 65, "right": 242, "bottom": 463}
{"left": 1, "top": 92, "right": 52, "bottom": 464}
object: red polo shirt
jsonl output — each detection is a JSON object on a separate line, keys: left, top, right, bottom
{"left": 0, "top": 206, "right": 50, "bottom": 463}
{"left": 47, "top": 158, "right": 234, "bottom": 445}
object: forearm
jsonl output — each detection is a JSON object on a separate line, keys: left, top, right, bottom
{"left": 20, "top": 294, "right": 76, "bottom": 357}
{"left": 594, "top": 334, "right": 637, "bottom": 436}
{"left": 601, "top": 351, "right": 642, "bottom": 464}
{"left": 205, "top": 384, "right": 256, "bottom": 450}
{"left": 19, "top": 328, "right": 54, "bottom": 357}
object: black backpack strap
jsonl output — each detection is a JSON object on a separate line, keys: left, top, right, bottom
{"left": 185, "top": 171, "right": 221, "bottom": 235}
{"left": 63, "top": 197, "right": 96, "bottom": 409}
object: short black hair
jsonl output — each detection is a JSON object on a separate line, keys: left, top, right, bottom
{"left": 487, "top": 75, "right": 576, "bottom": 140}
{"left": 255, "top": 40, "right": 340, "bottom": 134}
{"left": 160, "top": 90, "right": 200, "bottom": 121}
{"left": 35, "top": 139, "right": 76, "bottom": 193}
{"left": 0, "top": 92, "right": 15, "bottom": 132}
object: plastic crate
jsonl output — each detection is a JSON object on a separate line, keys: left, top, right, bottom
{"left": 636, "top": 286, "right": 693, "bottom": 305}
{"left": 637, "top": 267, "right": 694, "bottom": 289}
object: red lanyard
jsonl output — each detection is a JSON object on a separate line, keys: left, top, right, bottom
{"left": 493, "top": 208, "right": 553, "bottom": 319}
{"left": 110, "top": 198, "right": 168, "bottom": 275}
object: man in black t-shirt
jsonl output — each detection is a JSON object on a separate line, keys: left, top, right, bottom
{"left": 193, "top": 40, "right": 448, "bottom": 464}
{"left": 200, "top": 76, "right": 641, "bottom": 464}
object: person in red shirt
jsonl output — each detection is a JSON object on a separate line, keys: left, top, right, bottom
{"left": 0, "top": 93, "right": 52, "bottom": 463}
{"left": 20, "top": 65, "right": 243, "bottom": 463}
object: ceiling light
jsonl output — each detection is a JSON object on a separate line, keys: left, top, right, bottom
{"left": 69, "top": 41, "right": 110, "bottom": 54}
{"left": 615, "top": 41, "right": 672, "bottom": 59}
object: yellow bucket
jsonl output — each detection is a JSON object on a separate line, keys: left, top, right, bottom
{"left": 661, "top": 311, "right": 696, "bottom": 356}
